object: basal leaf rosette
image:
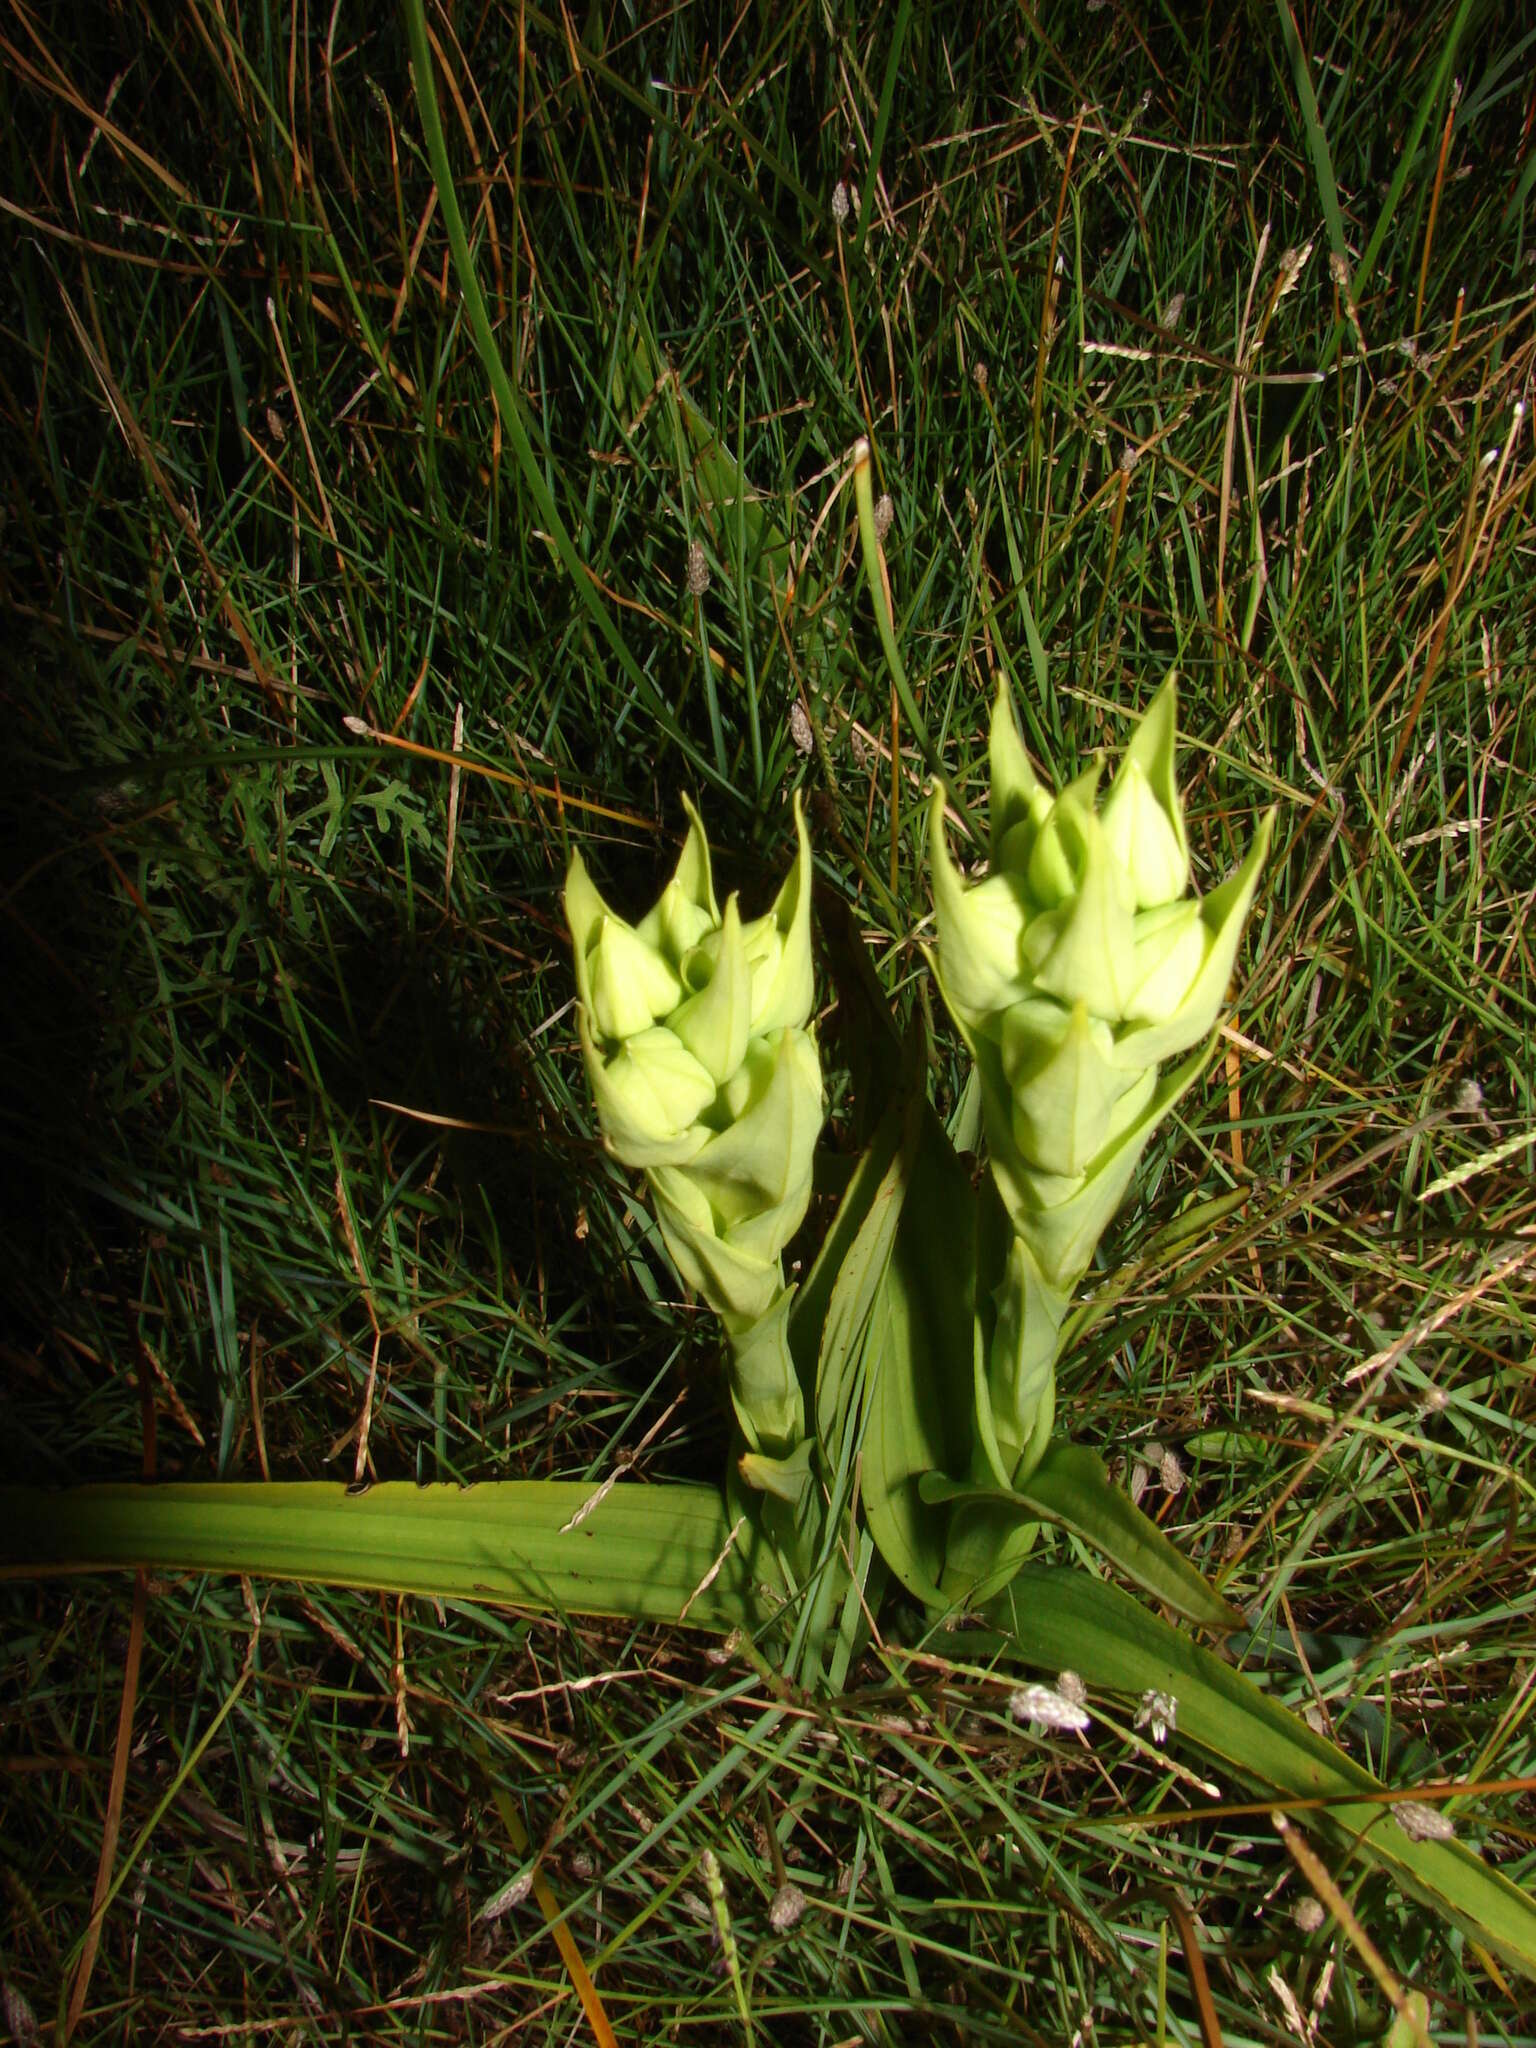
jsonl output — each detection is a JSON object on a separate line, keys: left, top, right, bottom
{"left": 565, "top": 796, "right": 823, "bottom": 1454}
{"left": 930, "top": 677, "right": 1272, "bottom": 1479}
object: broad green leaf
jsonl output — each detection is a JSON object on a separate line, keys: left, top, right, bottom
{"left": 812, "top": 1025, "right": 925, "bottom": 1457}
{"left": 787, "top": 889, "right": 909, "bottom": 1386}
{"left": 977, "top": 1568, "right": 1536, "bottom": 1983}
{"left": 921, "top": 1442, "right": 1240, "bottom": 1630}
{"left": 861, "top": 1086, "right": 978, "bottom": 1605}
{"left": 1, "top": 1480, "right": 783, "bottom": 1637}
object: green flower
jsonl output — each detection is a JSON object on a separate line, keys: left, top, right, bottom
{"left": 566, "top": 797, "right": 823, "bottom": 1453}
{"left": 930, "top": 677, "right": 1271, "bottom": 1478}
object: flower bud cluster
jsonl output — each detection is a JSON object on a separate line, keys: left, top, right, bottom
{"left": 930, "top": 677, "right": 1271, "bottom": 1477}
{"left": 566, "top": 799, "right": 823, "bottom": 1452}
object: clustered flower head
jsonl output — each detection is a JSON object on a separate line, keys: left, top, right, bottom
{"left": 565, "top": 798, "right": 822, "bottom": 1452}
{"left": 929, "top": 676, "right": 1272, "bottom": 1477}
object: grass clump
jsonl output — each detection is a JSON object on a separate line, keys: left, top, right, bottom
{"left": 2, "top": 0, "right": 1534, "bottom": 2039}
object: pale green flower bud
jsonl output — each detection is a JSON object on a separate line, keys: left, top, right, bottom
{"left": 930, "top": 676, "right": 1270, "bottom": 1241}
{"left": 650, "top": 1023, "right": 821, "bottom": 1327}
{"left": 1017, "top": 804, "right": 1134, "bottom": 1018}
{"left": 1122, "top": 901, "right": 1206, "bottom": 1025}
{"left": 740, "top": 829, "right": 815, "bottom": 1037}
{"left": 927, "top": 858, "right": 1033, "bottom": 1018}
{"left": 669, "top": 896, "right": 753, "bottom": 1084}
{"left": 1096, "top": 675, "right": 1189, "bottom": 908}
{"left": 586, "top": 917, "right": 683, "bottom": 1039}
{"left": 577, "top": 1012, "right": 715, "bottom": 1166}
{"left": 567, "top": 795, "right": 824, "bottom": 1456}
{"left": 1001, "top": 999, "right": 1142, "bottom": 1179}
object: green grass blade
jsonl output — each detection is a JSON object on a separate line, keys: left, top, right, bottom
{"left": 1275, "top": 0, "right": 1347, "bottom": 271}
{"left": 853, "top": 1, "right": 914, "bottom": 256}
{"left": 400, "top": 0, "right": 716, "bottom": 786}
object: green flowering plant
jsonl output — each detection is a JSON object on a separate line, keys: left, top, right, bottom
{"left": 10, "top": 80, "right": 1535, "bottom": 1983}
{"left": 928, "top": 676, "right": 1272, "bottom": 1500}
{"left": 565, "top": 797, "right": 821, "bottom": 1458}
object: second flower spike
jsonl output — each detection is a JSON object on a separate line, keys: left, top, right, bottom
{"left": 566, "top": 797, "right": 824, "bottom": 1455}
{"left": 929, "top": 677, "right": 1271, "bottom": 1488}
{"left": 930, "top": 674, "right": 1271, "bottom": 1290}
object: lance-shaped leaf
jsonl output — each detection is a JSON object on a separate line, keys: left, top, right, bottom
{"left": 635, "top": 794, "right": 720, "bottom": 963}
{"left": 922, "top": 1442, "right": 1240, "bottom": 1628}
{"left": 987, "top": 673, "right": 1048, "bottom": 859}
{"left": 0, "top": 1479, "right": 785, "bottom": 1634}
{"left": 860, "top": 1081, "right": 979, "bottom": 1606}
{"left": 564, "top": 849, "right": 609, "bottom": 1012}
{"left": 1021, "top": 801, "right": 1133, "bottom": 1018}
{"left": 670, "top": 894, "right": 752, "bottom": 1083}
{"left": 1120, "top": 899, "right": 1209, "bottom": 1026}
{"left": 803, "top": 1023, "right": 924, "bottom": 1454}
{"left": 723, "top": 1282, "right": 804, "bottom": 1455}
{"left": 1115, "top": 810, "right": 1275, "bottom": 1067}
{"left": 984, "top": 1234, "right": 1066, "bottom": 1479}
{"left": 682, "top": 1029, "right": 823, "bottom": 1255}
{"left": 995, "top": 1044, "right": 1203, "bottom": 1292}
{"left": 648, "top": 1165, "right": 782, "bottom": 1327}
{"left": 1023, "top": 762, "right": 1102, "bottom": 910}
{"left": 928, "top": 788, "right": 1031, "bottom": 1021}
{"left": 1004, "top": 998, "right": 1141, "bottom": 1178}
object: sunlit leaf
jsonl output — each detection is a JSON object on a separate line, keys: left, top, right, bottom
{"left": 977, "top": 1568, "right": 1536, "bottom": 1983}
{"left": 921, "top": 1442, "right": 1240, "bottom": 1629}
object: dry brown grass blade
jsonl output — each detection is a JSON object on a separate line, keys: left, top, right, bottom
{"left": 1163, "top": 1890, "right": 1225, "bottom": 2048}
{"left": 64, "top": 1325, "right": 158, "bottom": 2039}
{"left": 63, "top": 1570, "right": 146, "bottom": 2041}
{"left": 481, "top": 1756, "right": 619, "bottom": 2048}
{"left": 1273, "top": 1812, "right": 1431, "bottom": 2047}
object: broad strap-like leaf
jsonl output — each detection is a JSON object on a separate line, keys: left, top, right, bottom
{"left": 860, "top": 1082, "right": 979, "bottom": 1606}
{"left": 975, "top": 1568, "right": 1536, "bottom": 1984}
{"left": 812, "top": 1025, "right": 926, "bottom": 1457}
{"left": 787, "top": 889, "right": 912, "bottom": 1390}
{"left": 0, "top": 1480, "right": 784, "bottom": 1637}
{"left": 921, "top": 1441, "right": 1240, "bottom": 1630}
